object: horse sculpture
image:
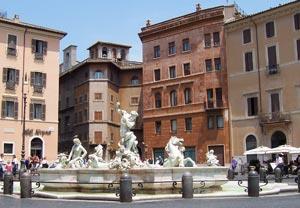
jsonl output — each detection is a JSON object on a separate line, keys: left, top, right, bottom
{"left": 163, "top": 136, "right": 196, "bottom": 167}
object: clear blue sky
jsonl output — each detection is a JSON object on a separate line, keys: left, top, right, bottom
{"left": 0, "top": 0, "right": 293, "bottom": 62}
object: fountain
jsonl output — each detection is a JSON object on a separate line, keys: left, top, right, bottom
{"left": 38, "top": 102, "right": 228, "bottom": 195}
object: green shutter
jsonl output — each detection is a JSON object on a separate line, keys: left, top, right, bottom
{"left": 15, "top": 69, "right": 20, "bottom": 84}
{"left": 14, "top": 101, "right": 18, "bottom": 119}
{"left": 32, "top": 39, "right": 36, "bottom": 53}
{"left": 43, "top": 41, "right": 47, "bottom": 55}
{"left": 42, "top": 104, "right": 46, "bottom": 121}
{"left": 42, "top": 73, "right": 47, "bottom": 88}
{"left": 1, "top": 101, "right": 6, "bottom": 118}
{"left": 29, "top": 103, "right": 33, "bottom": 120}
{"left": 3, "top": 68, "right": 7, "bottom": 83}
{"left": 30, "top": 72, "right": 35, "bottom": 86}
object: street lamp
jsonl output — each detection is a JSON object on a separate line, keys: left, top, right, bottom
{"left": 20, "top": 93, "right": 27, "bottom": 173}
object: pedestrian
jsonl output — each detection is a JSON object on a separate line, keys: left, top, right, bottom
{"left": 275, "top": 153, "right": 284, "bottom": 172}
{"left": 12, "top": 155, "right": 19, "bottom": 176}
{"left": 5, "top": 161, "right": 13, "bottom": 173}
{"left": 231, "top": 157, "right": 238, "bottom": 172}
{"left": 41, "top": 157, "right": 49, "bottom": 168}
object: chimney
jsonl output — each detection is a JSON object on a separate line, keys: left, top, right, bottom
{"left": 146, "top": 19, "right": 151, "bottom": 27}
{"left": 13, "top": 14, "right": 20, "bottom": 23}
{"left": 196, "top": 4, "right": 201, "bottom": 12}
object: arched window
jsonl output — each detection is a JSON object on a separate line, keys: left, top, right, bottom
{"left": 30, "top": 137, "right": 43, "bottom": 159}
{"left": 102, "top": 47, "right": 108, "bottom": 58}
{"left": 131, "top": 75, "right": 139, "bottom": 85}
{"left": 271, "top": 131, "right": 286, "bottom": 148}
{"left": 246, "top": 135, "right": 257, "bottom": 162}
{"left": 121, "top": 49, "right": 126, "bottom": 60}
{"left": 184, "top": 88, "right": 192, "bottom": 104}
{"left": 155, "top": 92, "right": 162, "bottom": 108}
{"left": 170, "top": 90, "right": 177, "bottom": 106}
{"left": 94, "top": 70, "right": 104, "bottom": 79}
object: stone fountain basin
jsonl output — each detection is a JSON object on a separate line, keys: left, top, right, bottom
{"left": 39, "top": 166, "right": 228, "bottom": 194}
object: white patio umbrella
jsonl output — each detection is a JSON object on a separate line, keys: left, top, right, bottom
{"left": 290, "top": 148, "right": 300, "bottom": 154}
{"left": 267, "top": 144, "right": 299, "bottom": 154}
{"left": 243, "top": 146, "right": 271, "bottom": 155}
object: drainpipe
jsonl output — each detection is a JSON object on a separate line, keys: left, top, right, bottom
{"left": 21, "top": 28, "right": 28, "bottom": 124}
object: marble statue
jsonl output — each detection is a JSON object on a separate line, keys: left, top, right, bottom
{"left": 206, "top": 149, "right": 219, "bottom": 166}
{"left": 87, "top": 144, "right": 108, "bottom": 168}
{"left": 163, "top": 136, "right": 196, "bottom": 167}
{"left": 67, "top": 136, "right": 87, "bottom": 168}
{"left": 54, "top": 153, "right": 68, "bottom": 169}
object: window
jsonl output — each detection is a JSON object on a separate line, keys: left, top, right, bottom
{"left": 102, "top": 47, "right": 108, "bottom": 58}
{"left": 205, "top": 59, "right": 212, "bottom": 72}
{"left": 169, "top": 66, "right": 176, "bottom": 78}
{"left": 213, "top": 32, "right": 220, "bottom": 46}
{"left": 94, "top": 131, "right": 102, "bottom": 144}
{"left": 7, "top": 34, "right": 17, "bottom": 56}
{"left": 31, "top": 72, "right": 46, "bottom": 92}
{"left": 266, "top": 21, "right": 275, "bottom": 38}
{"left": 182, "top": 38, "right": 191, "bottom": 52}
{"left": 84, "top": 109, "right": 88, "bottom": 121}
{"left": 94, "top": 111, "right": 102, "bottom": 121}
{"left": 94, "top": 93, "right": 102, "bottom": 100}
{"left": 154, "top": 69, "right": 161, "bottom": 81}
{"left": 94, "top": 70, "right": 104, "bottom": 79}
{"left": 216, "top": 115, "right": 224, "bottom": 128}
{"left": 154, "top": 45, "right": 160, "bottom": 58}
{"left": 168, "top": 41, "right": 176, "bottom": 55}
{"left": 3, "top": 143, "right": 13, "bottom": 154}
{"left": 84, "top": 94, "right": 87, "bottom": 102}
{"left": 111, "top": 109, "right": 114, "bottom": 121}
{"left": 1, "top": 100, "right": 18, "bottom": 119}
{"left": 170, "top": 90, "right": 177, "bottom": 106}
{"left": 183, "top": 63, "right": 191, "bottom": 75}
{"left": 170, "top": 119, "right": 177, "bottom": 133}
{"left": 207, "top": 116, "right": 214, "bottom": 129}
{"left": 207, "top": 89, "right": 213, "bottom": 108}
{"left": 32, "top": 39, "right": 47, "bottom": 60}
{"left": 2, "top": 68, "right": 19, "bottom": 89}
{"left": 297, "top": 39, "right": 300, "bottom": 60}
{"left": 270, "top": 92, "right": 280, "bottom": 113}
{"left": 155, "top": 92, "right": 162, "bottom": 108}
{"left": 267, "top": 45, "right": 278, "bottom": 73}
{"left": 185, "top": 117, "right": 192, "bottom": 131}
{"left": 184, "top": 88, "right": 192, "bottom": 104}
{"left": 155, "top": 121, "right": 161, "bottom": 134}
{"left": 30, "top": 103, "right": 45, "bottom": 120}
{"left": 247, "top": 97, "right": 258, "bottom": 116}
{"left": 214, "top": 58, "right": 222, "bottom": 71}
{"left": 131, "top": 97, "right": 139, "bottom": 105}
{"left": 110, "top": 95, "right": 114, "bottom": 102}
{"left": 131, "top": 75, "right": 139, "bottom": 85}
{"left": 79, "top": 96, "right": 83, "bottom": 103}
{"left": 78, "top": 111, "right": 83, "bottom": 122}
{"left": 243, "top": 29, "right": 251, "bottom": 44}
{"left": 216, "top": 88, "right": 223, "bottom": 107}
{"left": 121, "top": 49, "right": 126, "bottom": 60}
{"left": 204, "top": 33, "right": 211, "bottom": 48}
{"left": 245, "top": 52, "right": 253, "bottom": 71}
{"left": 294, "top": 13, "right": 300, "bottom": 30}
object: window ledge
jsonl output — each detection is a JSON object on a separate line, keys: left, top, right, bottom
{"left": 168, "top": 53, "right": 176, "bottom": 57}
{"left": 153, "top": 57, "right": 160, "bottom": 60}
{"left": 181, "top": 50, "right": 191, "bottom": 54}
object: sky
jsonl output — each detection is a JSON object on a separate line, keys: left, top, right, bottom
{"left": 0, "top": 0, "right": 293, "bottom": 62}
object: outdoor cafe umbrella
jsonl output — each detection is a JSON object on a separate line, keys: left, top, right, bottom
{"left": 243, "top": 146, "right": 271, "bottom": 155}
{"left": 267, "top": 144, "right": 299, "bottom": 154}
{"left": 290, "top": 148, "right": 300, "bottom": 154}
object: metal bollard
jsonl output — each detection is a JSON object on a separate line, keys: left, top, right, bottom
{"left": 3, "top": 172, "right": 13, "bottom": 195}
{"left": 182, "top": 172, "right": 193, "bottom": 199}
{"left": 274, "top": 167, "right": 282, "bottom": 183}
{"left": 297, "top": 170, "right": 300, "bottom": 193}
{"left": 20, "top": 172, "right": 32, "bottom": 198}
{"left": 248, "top": 166, "right": 259, "bottom": 197}
{"left": 119, "top": 173, "right": 132, "bottom": 202}
{"left": 259, "top": 167, "right": 267, "bottom": 182}
{"left": 227, "top": 168, "right": 235, "bottom": 180}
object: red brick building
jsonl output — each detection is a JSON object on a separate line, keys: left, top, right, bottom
{"left": 139, "top": 5, "right": 238, "bottom": 165}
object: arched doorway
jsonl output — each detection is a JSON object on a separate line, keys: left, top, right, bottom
{"left": 246, "top": 135, "right": 257, "bottom": 162}
{"left": 271, "top": 131, "right": 287, "bottom": 148}
{"left": 30, "top": 137, "right": 43, "bottom": 159}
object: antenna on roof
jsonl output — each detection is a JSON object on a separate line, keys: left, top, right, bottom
{"left": 0, "top": 10, "right": 7, "bottom": 18}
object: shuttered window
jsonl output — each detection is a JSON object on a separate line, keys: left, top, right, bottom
{"left": 267, "top": 46, "right": 277, "bottom": 68}
{"left": 247, "top": 97, "right": 258, "bottom": 116}
{"left": 31, "top": 72, "right": 46, "bottom": 88}
{"left": 245, "top": 52, "right": 253, "bottom": 71}
{"left": 94, "top": 131, "right": 102, "bottom": 144}
{"left": 204, "top": 33, "right": 211, "bottom": 48}
{"left": 94, "top": 111, "right": 102, "bottom": 121}
{"left": 243, "top": 29, "right": 251, "bottom": 44}
{"left": 294, "top": 13, "right": 300, "bottom": 30}
{"left": 32, "top": 39, "right": 47, "bottom": 60}
{"left": 1, "top": 100, "right": 18, "bottom": 119}
{"left": 7, "top": 34, "right": 17, "bottom": 56}
{"left": 266, "top": 21, "right": 275, "bottom": 38}
{"left": 30, "top": 103, "right": 46, "bottom": 120}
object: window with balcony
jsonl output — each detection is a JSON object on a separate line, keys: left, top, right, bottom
{"left": 30, "top": 103, "right": 45, "bottom": 120}
{"left": 2, "top": 68, "right": 19, "bottom": 90}
{"left": 154, "top": 45, "right": 160, "bottom": 58}
{"left": 168, "top": 41, "right": 176, "bottom": 55}
{"left": 247, "top": 97, "right": 258, "bottom": 116}
{"left": 245, "top": 52, "right": 253, "bottom": 72}
{"left": 170, "top": 90, "right": 177, "bottom": 106}
{"left": 155, "top": 121, "right": 161, "bottom": 134}
{"left": 185, "top": 117, "right": 192, "bottom": 131}
{"left": 267, "top": 45, "right": 278, "bottom": 74}
{"left": 216, "top": 88, "right": 223, "bottom": 107}
{"left": 205, "top": 59, "right": 212, "bottom": 72}
{"left": 243, "top": 29, "right": 251, "bottom": 44}
{"left": 169, "top": 66, "right": 176, "bottom": 78}
{"left": 294, "top": 13, "right": 300, "bottom": 30}
{"left": 183, "top": 63, "right": 191, "bottom": 76}
{"left": 214, "top": 58, "right": 222, "bottom": 71}
{"left": 7, "top": 34, "right": 17, "bottom": 56}
{"left": 1, "top": 100, "right": 18, "bottom": 119}
{"left": 182, "top": 38, "right": 191, "bottom": 52}
{"left": 266, "top": 21, "right": 275, "bottom": 38}
{"left": 154, "top": 69, "right": 161, "bottom": 81}
{"left": 32, "top": 39, "right": 47, "bottom": 60}
{"left": 30, "top": 72, "right": 46, "bottom": 93}
{"left": 170, "top": 119, "right": 177, "bottom": 134}
{"left": 204, "top": 33, "right": 211, "bottom": 48}
{"left": 184, "top": 88, "right": 192, "bottom": 104}
{"left": 155, "top": 92, "right": 162, "bottom": 108}
{"left": 213, "top": 32, "right": 220, "bottom": 47}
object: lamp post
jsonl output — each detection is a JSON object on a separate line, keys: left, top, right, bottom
{"left": 20, "top": 93, "right": 27, "bottom": 174}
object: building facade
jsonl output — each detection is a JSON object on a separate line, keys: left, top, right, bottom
{"left": 139, "top": 5, "right": 238, "bottom": 165}
{"left": 59, "top": 41, "right": 143, "bottom": 159}
{"left": 225, "top": 1, "right": 300, "bottom": 159}
{"left": 0, "top": 15, "right": 66, "bottom": 161}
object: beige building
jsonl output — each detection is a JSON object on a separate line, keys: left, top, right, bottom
{"left": 225, "top": 1, "right": 300, "bottom": 159}
{"left": 0, "top": 15, "right": 66, "bottom": 161}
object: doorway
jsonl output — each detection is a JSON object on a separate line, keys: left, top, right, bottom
{"left": 30, "top": 137, "right": 43, "bottom": 159}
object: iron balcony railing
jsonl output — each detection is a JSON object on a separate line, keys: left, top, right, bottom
{"left": 5, "top": 81, "right": 16, "bottom": 90}
{"left": 204, "top": 100, "right": 224, "bottom": 110}
{"left": 259, "top": 112, "right": 291, "bottom": 124}
{"left": 266, "top": 64, "right": 279, "bottom": 75}
{"left": 33, "top": 85, "right": 43, "bottom": 93}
